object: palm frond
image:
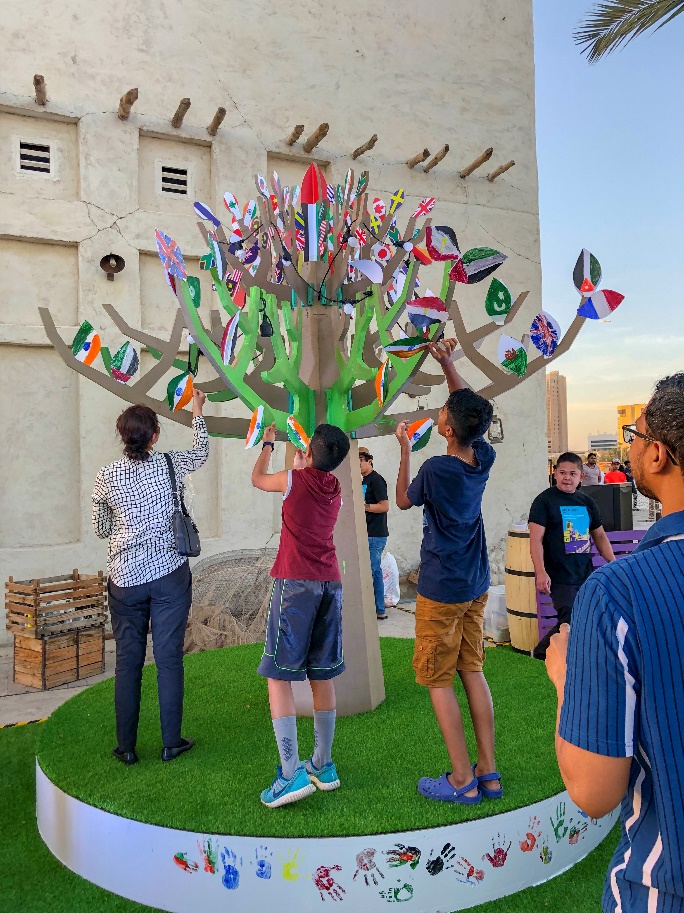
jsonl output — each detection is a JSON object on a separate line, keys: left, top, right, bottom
{"left": 575, "top": 0, "right": 684, "bottom": 62}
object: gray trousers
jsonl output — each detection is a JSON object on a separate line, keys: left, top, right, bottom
{"left": 108, "top": 562, "right": 192, "bottom": 751}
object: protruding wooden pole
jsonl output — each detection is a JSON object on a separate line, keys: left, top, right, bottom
{"left": 407, "top": 148, "right": 430, "bottom": 169}
{"left": 117, "top": 88, "right": 138, "bottom": 120}
{"left": 285, "top": 125, "right": 304, "bottom": 146}
{"left": 207, "top": 107, "right": 226, "bottom": 136}
{"left": 303, "top": 123, "right": 329, "bottom": 153}
{"left": 460, "top": 147, "right": 494, "bottom": 178}
{"left": 487, "top": 160, "right": 516, "bottom": 182}
{"left": 33, "top": 74, "right": 47, "bottom": 106}
{"left": 423, "top": 144, "right": 450, "bottom": 173}
{"left": 351, "top": 134, "right": 378, "bottom": 160}
{"left": 171, "top": 98, "right": 191, "bottom": 128}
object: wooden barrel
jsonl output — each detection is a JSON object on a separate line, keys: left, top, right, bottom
{"left": 504, "top": 527, "right": 539, "bottom": 653}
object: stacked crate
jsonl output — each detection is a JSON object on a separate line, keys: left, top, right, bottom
{"left": 6, "top": 570, "right": 107, "bottom": 689}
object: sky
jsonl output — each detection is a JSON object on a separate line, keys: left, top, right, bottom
{"left": 533, "top": 0, "right": 684, "bottom": 450}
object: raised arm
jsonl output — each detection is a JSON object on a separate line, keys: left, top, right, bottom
{"left": 251, "top": 422, "right": 290, "bottom": 494}
{"left": 427, "top": 338, "right": 469, "bottom": 393}
{"left": 172, "top": 389, "right": 210, "bottom": 475}
{"left": 395, "top": 421, "right": 413, "bottom": 510}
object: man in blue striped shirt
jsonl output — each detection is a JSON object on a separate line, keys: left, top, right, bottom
{"left": 546, "top": 373, "right": 684, "bottom": 913}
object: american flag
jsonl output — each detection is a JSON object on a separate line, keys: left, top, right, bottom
{"left": 326, "top": 184, "right": 336, "bottom": 204}
{"left": 155, "top": 230, "right": 187, "bottom": 280}
{"left": 412, "top": 198, "right": 437, "bottom": 219}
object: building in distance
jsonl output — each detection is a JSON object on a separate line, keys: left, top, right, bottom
{"left": 617, "top": 403, "right": 646, "bottom": 441}
{"left": 547, "top": 370, "right": 568, "bottom": 454}
{"left": 588, "top": 432, "right": 618, "bottom": 451}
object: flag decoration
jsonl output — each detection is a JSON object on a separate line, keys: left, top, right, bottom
{"left": 242, "top": 241, "right": 259, "bottom": 265}
{"left": 301, "top": 163, "right": 327, "bottom": 262}
{"left": 530, "top": 311, "right": 562, "bottom": 358}
{"left": 412, "top": 246, "right": 432, "bottom": 266}
{"left": 388, "top": 264, "right": 408, "bottom": 303}
{"left": 355, "top": 172, "right": 369, "bottom": 198}
{"left": 220, "top": 312, "right": 240, "bottom": 364}
{"left": 343, "top": 170, "right": 353, "bottom": 203}
{"left": 407, "top": 417, "right": 433, "bottom": 452}
{"left": 223, "top": 191, "right": 241, "bottom": 222}
{"left": 274, "top": 258, "right": 284, "bottom": 284}
{"left": 243, "top": 200, "right": 258, "bottom": 227}
{"left": 256, "top": 174, "right": 269, "bottom": 199}
{"left": 372, "top": 243, "right": 392, "bottom": 265}
{"left": 573, "top": 249, "right": 602, "bottom": 296}
{"left": 384, "top": 336, "right": 432, "bottom": 358}
{"left": 497, "top": 335, "right": 528, "bottom": 378}
{"left": 375, "top": 360, "right": 390, "bottom": 406}
{"left": 326, "top": 183, "right": 336, "bottom": 204}
{"left": 484, "top": 278, "right": 512, "bottom": 324}
{"left": 225, "top": 268, "right": 242, "bottom": 298}
{"left": 155, "top": 229, "right": 187, "bottom": 280}
{"left": 245, "top": 405, "right": 265, "bottom": 449}
{"left": 336, "top": 184, "right": 345, "bottom": 207}
{"left": 272, "top": 171, "right": 282, "bottom": 201}
{"left": 387, "top": 223, "right": 401, "bottom": 246}
{"left": 389, "top": 188, "right": 405, "bottom": 215}
{"left": 449, "top": 248, "right": 507, "bottom": 284}
{"left": 287, "top": 415, "right": 310, "bottom": 451}
{"left": 193, "top": 201, "right": 221, "bottom": 228}
{"left": 425, "top": 225, "right": 460, "bottom": 261}
{"left": 577, "top": 289, "right": 625, "bottom": 320}
{"left": 186, "top": 276, "right": 201, "bottom": 308}
{"left": 208, "top": 233, "right": 225, "bottom": 280}
{"left": 370, "top": 198, "right": 386, "bottom": 233}
{"left": 71, "top": 321, "right": 101, "bottom": 365}
{"left": 353, "top": 259, "right": 384, "bottom": 284}
{"left": 295, "top": 210, "right": 305, "bottom": 252}
{"left": 167, "top": 372, "right": 193, "bottom": 412}
{"left": 199, "top": 252, "right": 214, "bottom": 271}
{"left": 412, "top": 197, "right": 436, "bottom": 219}
{"left": 291, "top": 185, "right": 301, "bottom": 209}
{"left": 406, "top": 295, "right": 448, "bottom": 331}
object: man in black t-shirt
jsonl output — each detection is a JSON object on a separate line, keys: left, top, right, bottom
{"left": 359, "top": 448, "right": 390, "bottom": 620}
{"left": 529, "top": 452, "right": 615, "bottom": 660}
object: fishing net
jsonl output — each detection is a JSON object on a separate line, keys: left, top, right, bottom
{"left": 184, "top": 548, "right": 277, "bottom": 654}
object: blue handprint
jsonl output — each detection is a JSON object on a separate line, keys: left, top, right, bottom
{"left": 254, "top": 845, "right": 272, "bottom": 880}
{"left": 221, "top": 847, "right": 242, "bottom": 890}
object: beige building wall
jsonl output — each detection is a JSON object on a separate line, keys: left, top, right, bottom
{"left": 617, "top": 404, "right": 646, "bottom": 442}
{"left": 0, "top": 0, "right": 545, "bottom": 644}
{"left": 546, "top": 371, "right": 568, "bottom": 455}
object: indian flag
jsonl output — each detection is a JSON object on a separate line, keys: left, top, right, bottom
{"left": 287, "top": 415, "right": 310, "bottom": 451}
{"left": 573, "top": 249, "right": 602, "bottom": 296}
{"left": 71, "top": 321, "right": 101, "bottom": 365}
{"left": 245, "top": 406, "right": 265, "bottom": 449}
{"left": 167, "top": 372, "right": 193, "bottom": 412}
{"left": 577, "top": 289, "right": 624, "bottom": 320}
{"left": 375, "top": 360, "right": 390, "bottom": 406}
{"left": 110, "top": 341, "right": 139, "bottom": 383}
{"left": 407, "top": 417, "right": 433, "bottom": 452}
{"left": 220, "top": 312, "right": 240, "bottom": 364}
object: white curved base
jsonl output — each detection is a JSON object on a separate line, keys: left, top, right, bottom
{"left": 37, "top": 762, "right": 617, "bottom": 912}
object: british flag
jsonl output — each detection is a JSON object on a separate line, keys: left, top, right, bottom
{"left": 155, "top": 230, "right": 187, "bottom": 280}
{"left": 411, "top": 198, "right": 437, "bottom": 219}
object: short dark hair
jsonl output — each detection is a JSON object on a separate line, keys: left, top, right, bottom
{"left": 645, "top": 373, "right": 684, "bottom": 474}
{"left": 555, "top": 452, "right": 583, "bottom": 470}
{"left": 587, "top": 452, "right": 597, "bottom": 459}
{"left": 116, "top": 405, "right": 159, "bottom": 461}
{"left": 445, "top": 389, "right": 493, "bottom": 446}
{"left": 310, "top": 424, "right": 350, "bottom": 472}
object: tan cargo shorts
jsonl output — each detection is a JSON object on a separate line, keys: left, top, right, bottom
{"left": 412, "top": 591, "right": 488, "bottom": 687}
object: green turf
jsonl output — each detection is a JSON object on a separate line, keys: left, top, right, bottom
{"left": 37, "top": 639, "right": 565, "bottom": 837}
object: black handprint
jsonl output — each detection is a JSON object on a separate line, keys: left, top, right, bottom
{"left": 426, "top": 843, "right": 457, "bottom": 876}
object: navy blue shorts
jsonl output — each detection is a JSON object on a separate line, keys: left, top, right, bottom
{"left": 257, "top": 579, "right": 345, "bottom": 682}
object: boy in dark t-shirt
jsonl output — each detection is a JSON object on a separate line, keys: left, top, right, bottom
{"left": 359, "top": 449, "right": 390, "bottom": 619}
{"left": 529, "top": 451, "right": 615, "bottom": 660}
{"left": 251, "top": 422, "right": 350, "bottom": 808}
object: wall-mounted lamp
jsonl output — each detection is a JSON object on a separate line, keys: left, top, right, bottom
{"left": 100, "top": 253, "right": 126, "bottom": 281}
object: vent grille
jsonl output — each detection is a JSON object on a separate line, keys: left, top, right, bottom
{"left": 161, "top": 165, "right": 188, "bottom": 195}
{"left": 19, "top": 141, "right": 51, "bottom": 173}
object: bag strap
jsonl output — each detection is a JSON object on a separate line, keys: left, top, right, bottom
{"left": 163, "top": 453, "right": 189, "bottom": 516}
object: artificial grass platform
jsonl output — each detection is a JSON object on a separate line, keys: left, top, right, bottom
{"left": 37, "top": 639, "right": 564, "bottom": 838}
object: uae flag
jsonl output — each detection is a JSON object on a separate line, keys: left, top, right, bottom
{"left": 426, "top": 225, "right": 460, "bottom": 262}
{"left": 577, "top": 289, "right": 624, "bottom": 320}
{"left": 449, "top": 248, "right": 507, "bottom": 284}
{"left": 110, "top": 341, "right": 139, "bottom": 383}
{"left": 573, "top": 249, "right": 602, "bottom": 296}
{"left": 301, "top": 164, "right": 328, "bottom": 261}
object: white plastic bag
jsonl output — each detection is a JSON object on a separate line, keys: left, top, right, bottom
{"left": 484, "top": 585, "right": 509, "bottom": 643}
{"left": 381, "top": 552, "right": 400, "bottom": 607}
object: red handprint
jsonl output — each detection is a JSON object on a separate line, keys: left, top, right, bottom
{"left": 454, "top": 856, "right": 485, "bottom": 885}
{"left": 173, "top": 852, "right": 199, "bottom": 873}
{"left": 520, "top": 816, "right": 542, "bottom": 853}
{"left": 483, "top": 833, "right": 512, "bottom": 869}
{"left": 313, "top": 864, "right": 346, "bottom": 901}
{"left": 568, "top": 822, "right": 588, "bottom": 845}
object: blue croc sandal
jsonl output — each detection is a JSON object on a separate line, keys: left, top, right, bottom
{"left": 472, "top": 764, "right": 503, "bottom": 799}
{"left": 418, "top": 773, "right": 482, "bottom": 805}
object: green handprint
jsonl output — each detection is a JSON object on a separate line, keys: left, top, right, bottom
{"left": 550, "top": 801, "right": 570, "bottom": 842}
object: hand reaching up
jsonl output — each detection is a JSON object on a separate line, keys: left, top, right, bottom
{"left": 428, "top": 338, "right": 458, "bottom": 364}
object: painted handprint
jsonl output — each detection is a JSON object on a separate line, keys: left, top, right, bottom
{"left": 312, "top": 864, "right": 346, "bottom": 902}
{"left": 278, "top": 848, "right": 303, "bottom": 882}
{"left": 483, "top": 833, "right": 512, "bottom": 869}
{"left": 519, "top": 816, "right": 542, "bottom": 853}
{"left": 173, "top": 852, "right": 199, "bottom": 873}
{"left": 221, "top": 847, "right": 242, "bottom": 890}
{"left": 568, "top": 822, "right": 588, "bottom": 845}
{"left": 197, "top": 838, "right": 218, "bottom": 874}
{"left": 454, "top": 856, "right": 485, "bottom": 886}
{"left": 253, "top": 845, "right": 273, "bottom": 879}
{"left": 539, "top": 840, "right": 553, "bottom": 865}
{"left": 379, "top": 882, "right": 414, "bottom": 902}
{"left": 426, "top": 843, "right": 457, "bottom": 876}
{"left": 385, "top": 843, "right": 421, "bottom": 870}
{"left": 352, "top": 848, "right": 385, "bottom": 886}
{"left": 551, "top": 801, "right": 572, "bottom": 842}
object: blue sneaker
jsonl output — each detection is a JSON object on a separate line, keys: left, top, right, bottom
{"left": 260, "top": 765, "right": 316, "bottom": 808}
{"left": 304, "top": 757, "right": 340, "bottom": 791}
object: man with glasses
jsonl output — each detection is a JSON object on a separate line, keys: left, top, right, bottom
{"left": 546, "top": 374, "right": 684, "bottom": 913}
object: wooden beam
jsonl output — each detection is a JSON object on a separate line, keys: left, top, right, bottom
{"left": 406, "top": 148, "right": 430, "bottom": 169}
{"left": 171, "top": 98, "right": 191, "bottom": 128}
{"left": 33, "top": 74, "right": 47, "bottom": 106}
{"left": 303, "top": 123, "right": 329, "bottom": 153}
{"left": 351, "top": 134, "right": 378, "bottom": 160}
{"left": 285, "top": 124, "right": 304, "bottom": 146}
{"left": 488, "top": 160, "right": 515, "bottom": 182}
{"left": 207, "top": 107, "right": 227, "bottom": 136}
{"left": 460, "top": 147, "right": 493, "bottom": 178}
{"left": 117, "top": 88, "right": 138, "bottom": 120}
{"left": 423, "top": 144, "right": 449, "bottom": 173}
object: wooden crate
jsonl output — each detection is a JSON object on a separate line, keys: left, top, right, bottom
{"left": 5, "top": 569, "right": 107, "bottom": 639}
{"left": 13, "top": 626, "right": 105, "bottom": 690}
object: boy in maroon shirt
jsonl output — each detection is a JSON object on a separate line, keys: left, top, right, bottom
{"left": 252, "top": 422, "right": 350, "bottom": 808}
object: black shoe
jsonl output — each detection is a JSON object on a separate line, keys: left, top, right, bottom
{"left": 112, "top": 747, "right": 138, "bottom": 765}
{"left": 161, "top": 738, "right": 194, "bottom": 762}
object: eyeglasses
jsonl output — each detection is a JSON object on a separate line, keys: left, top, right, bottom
{"left": 622, "top": 424, "right": 679, "bottom": 466}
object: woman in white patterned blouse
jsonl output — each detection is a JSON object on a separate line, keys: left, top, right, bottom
{"left": 92, "top": 389, "right": 208, "bottom": 765}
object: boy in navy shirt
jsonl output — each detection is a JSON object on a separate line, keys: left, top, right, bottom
{"left": 395, "top": 339, "right": 499, "bottom": 805}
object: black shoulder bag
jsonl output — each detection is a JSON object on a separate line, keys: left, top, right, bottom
{"left": 163, "top": 453, "right": 201, "bottom": 557}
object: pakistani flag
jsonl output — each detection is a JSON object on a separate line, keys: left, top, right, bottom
{"left": 484, "top": 279, "right": 512, "bottom": 324}
{"left": 449, "top": 248, "right": 507, "bottom": 284}
{"left": 110, "top": 342, "right": 139, "bottom": 383}
{"left": 573, "top": 249, "right": 602, "bottom": 296}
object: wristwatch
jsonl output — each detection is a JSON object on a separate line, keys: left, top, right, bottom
{"left": 262, "top": 441, "right": 275, "bottom": 450}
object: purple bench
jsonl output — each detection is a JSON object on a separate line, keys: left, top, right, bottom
{"left": 536, "top": 529, "right": 646, "bottom": 640}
